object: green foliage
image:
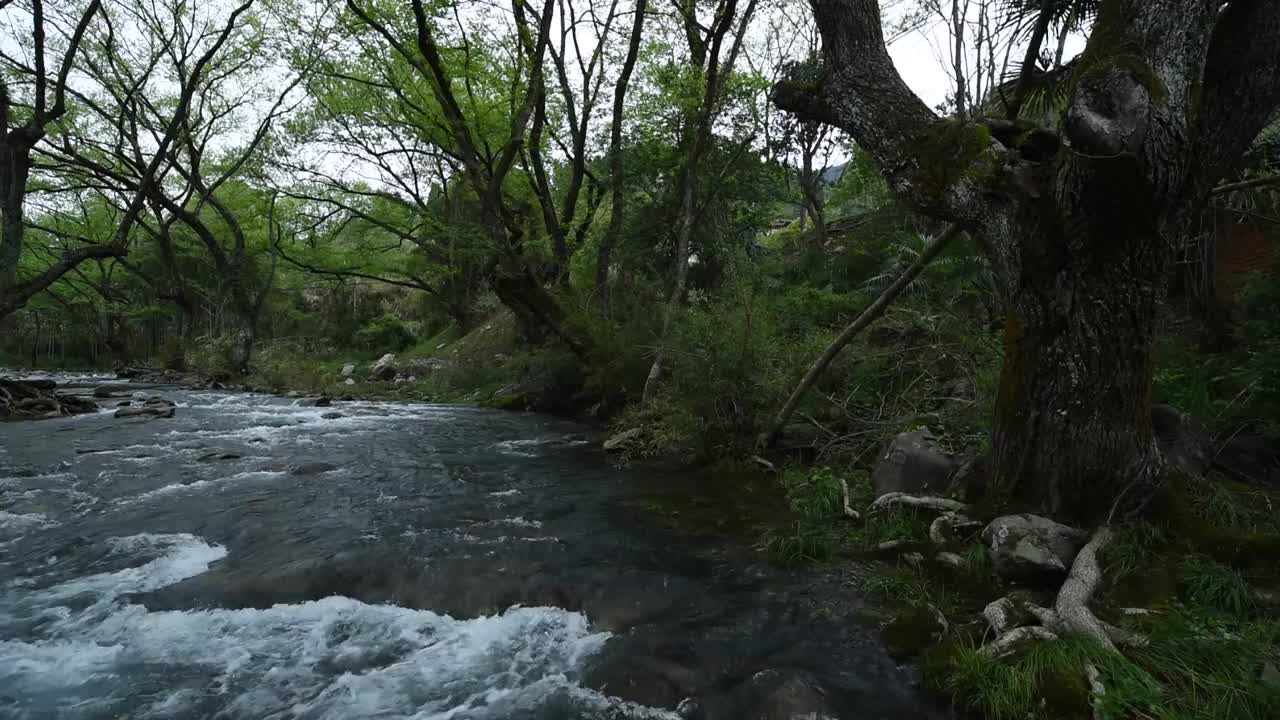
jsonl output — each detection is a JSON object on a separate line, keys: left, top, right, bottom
{"left": 761, "top": 521, "right": 838, "bottom": 567}
{"left": 353, "top": 313, "right": 417, "bottom": 353}
{"left": 1178, "top": 555, "right": 1258, "bottom": 615}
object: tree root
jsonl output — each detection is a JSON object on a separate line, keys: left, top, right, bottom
{"left": 840, "top": 479, "right": 861, "bottom": 520}
{"left": 929, "top": 511, "right": 983, "bottom": 545}
{"left": 867, "top": 492, "right": 969, "bottom": 515}
{"left": 980, "top": 626, "right": 1059, "bottom": 659}
{"left": 984, "top": 528, "right": 1147, "bottom": 657}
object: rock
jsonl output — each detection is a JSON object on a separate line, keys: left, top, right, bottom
{"left": 0, "top": 378, "right": 97, "bottom": 421}
{"left": 872, "top": 429, "right": 954, "bottom": 499}
{"left": 340, "top": 363, "right": 355, "bottom": 377}
{"left": 114, "top": 398, "right": 176, "bottom": 420}
{"left": 92, "top": 385, "right": 117, "bottom": 398}
{"left": 742, "top": 669, "right": 835, "bottom": 720}
{"left": 881, "top": 604, "right": 948, "bottom": 659}
{"left": 115, "top": 367, "right": 145, "bottom": 379}
{"left": 935, "top": 551, "right": 965, "bottom": 570}
{"left": 902, "top": 552, "right": 925, "bottom": 569}
{"left": 344, "top": 378, "right": 355, "bottom": 385}
{"left": 1213, "top": 428, "right": 1280, "bottom": 487}
{"left": 320, "top": 412, "right": 344, "bottom": 420}
{"left": 603, "top": 428, "right": 644, "bottom": 452}
{"left": 774, "top": 422, "right": 824, "bottom": 451}
{"left": 312, "top": 397, "right": 332, "bottom": 407}
{"left": 370, "top": 353, "right": 398, "bottom": 381}
{"left": 117, "top": 401, "right": 131, "bottom": 407}
{"left": 982, "top": 514, "right": 1089, "bottom": 578}
{"left": 289, "top": 461, "right": 338, "bottom": 476}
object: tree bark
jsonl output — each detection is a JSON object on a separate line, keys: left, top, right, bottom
{"left": 597, "top": 0, "right": 649, "bottom": 299}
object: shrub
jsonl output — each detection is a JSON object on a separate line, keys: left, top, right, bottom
{"left": 353, "top": 313, "right": 416, "bottom": 353}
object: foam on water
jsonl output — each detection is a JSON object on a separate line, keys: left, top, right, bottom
{"left": 0, "top": 532, "right": 656, "bottom": 719}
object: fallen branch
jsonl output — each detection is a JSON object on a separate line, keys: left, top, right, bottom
{"left": 868, "top": 492, "right": 969, "bottom": 515}
{"left": 757, "top": 223, "right": 964, "bottom": 449}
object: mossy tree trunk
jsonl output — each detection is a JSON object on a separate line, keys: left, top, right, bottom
{"left": 775, "top": 0, "right": 1280, "bottom": 523}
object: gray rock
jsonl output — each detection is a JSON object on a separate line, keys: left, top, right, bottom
{"left": 982, "top": 514, "right": 1089, "bottom": 577}
{"left": 340, "top": 363, "right": 355, "bottom": 377}
{"left": 603, "top": 428, "right": 644, "bottom": 452}
{"left": 370, "top": 353, "right": 398, "bottom": 381}
{"left": 872, "top": 429, "right": 954, "bottom": 499}
{"left": 344, "top": 378, "right": 355, "bottom": 385}
{"left": 320, "top": 412, "right": 344, "bottom": 420}
{"left": 92, "top": 385, "right": 117, "bottom": 398}
{"left": 935, "top": 551, "right": 965, "bottom": 570}
{"left": 313, "top": 397, "right": 332, "bottom": 407}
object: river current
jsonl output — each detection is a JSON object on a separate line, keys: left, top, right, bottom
{"left": 0, "top": 375, "right": 942, "bottom": 719}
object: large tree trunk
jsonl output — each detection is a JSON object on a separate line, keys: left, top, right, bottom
{"left": 991, "top": 217, "right": 1169, "bottom": 523}
{"left": 772, "top": 0, "right": 1280, "bottom": 524}
{"left": 0, "top": 140, "right": 31, "bottom": 291}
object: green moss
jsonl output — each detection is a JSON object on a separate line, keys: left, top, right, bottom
{"left": 910, "top": 120, "right": 997, "bottom": 200}
{"left": 881, "top": 604, "right": 946, "bottom": 660}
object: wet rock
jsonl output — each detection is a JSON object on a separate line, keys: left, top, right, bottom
{"left": 370, "top": 353, "right": 398, "bottom": 381}
{"left": 741, "top": 669, "right": 835, "bottom": 720}
{"left": 289, "top": 461, "right": 338, "bottom": 476}
{"left": 340, "top": 363, "right": 355, "bottom": 377}
{"left": 306, "top": 396, "right": 332, "bottom": 407}
{"left": 881, "top": 604, "right": 948, "bottom": 660}
{"left": 872, "top": 430, "right": 954, "bottom": 499}
{"left": 114, "top": 398, "right": 176, "bottom": 420}
{"left": 320, "top": 412, "right": 344, "bottom": 420}
{"left": 982, "top": 514, "right": 1088, "bottom": 578}
{"left": 117, "top": 401, "right": 131, "bottom": 407}
{"left": 1, "top": 378, "right": 98, "bottom": 421}
{"left": 115, "top": 367, "right": 145, "bottom": 379}
{"left": 197, "top": 451, "right": 242, "bottom": 462}
{"left": 92, "top": 385, "right": 117, "bottom": 399}
{"left": 604, "top": 428, "right": 644, "bottom": 452}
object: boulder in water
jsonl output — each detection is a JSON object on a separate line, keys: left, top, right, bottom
{"left": 0, "top": 378, "right": 98, "bottom": 421}
{"left": 114, "top": 397, "right": 176, "bottom": 420}
{"left": 92, "top": 385, "right": 119, "bottom": 398}
{"left": 320, "top": 411, "right": 344, "bottom": 420}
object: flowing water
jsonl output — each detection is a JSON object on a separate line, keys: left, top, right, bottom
{"left": 0, "top": 375, "right": 943, "bottom": 719}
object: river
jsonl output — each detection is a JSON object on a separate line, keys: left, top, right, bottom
{"left": 0, "top": 375, "right": 943, "bottom": 719}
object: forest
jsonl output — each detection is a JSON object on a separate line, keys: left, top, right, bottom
{"left": 2, "top": 0, "right": 1280, "bottom": 718}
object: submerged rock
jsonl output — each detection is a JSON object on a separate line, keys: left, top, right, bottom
{"left": 114, "top": 398, "right": 176, "bottom": 420}
{"left": 982, "top": 514, "right": 1088, "bottom": 578}
{"left": 742, "top": 669, "right": 835, "bottom": 720}
{"left": 872, "top": 430, "right": 954, "bottom": 498}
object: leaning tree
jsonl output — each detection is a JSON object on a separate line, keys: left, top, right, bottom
{"left": 775, "top": 0, "right": 1280, "bottom": 524}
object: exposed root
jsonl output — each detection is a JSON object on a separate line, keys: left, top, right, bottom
{"left": 981, "top": 528, "right": 1147, "bottom": 659}
{"left": 981, "top": 626, "right": 1059, "bottom": 659}
{"left": 840, "top": 479, "right": 861, "bottom": 520}
{"left": 867, "top": 492, "right": 969, "bottom": 515}
{"left": 1086, "top": 663, "right": 1106, "bottom": 720}
{"left": 929, "top": 511, "right": 982, "bottom": 545}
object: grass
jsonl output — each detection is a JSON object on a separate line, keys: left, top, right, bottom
{"left": 1178, "top": 554, "right": 1258, "bottom": 616}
